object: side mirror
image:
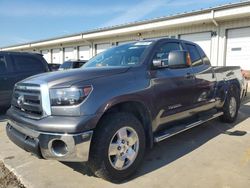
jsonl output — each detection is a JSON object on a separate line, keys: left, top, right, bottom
{"left": 168, "top": 50, "right": 191, "bottom": 69}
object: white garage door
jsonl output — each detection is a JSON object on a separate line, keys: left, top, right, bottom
{"left": 117, "top": 41, "right": 135, "bottom": 45}
{"left": 180, "top": 32, "right": 212, "bottom": 59}
{"left": 226, "top": 27, "right": 250, "bottom": 70}
{"left": 41, "top": 50, "right": 50, "bottom": 63}
{"left": 96, "top": 43, "right": 110, "bottom": 55}
{"left": 52, "top": 49, "right": 62, "bottom": 64}
{"left": 79, "top": 46, "right": 90, "bottom": 60}
{"left": 64, "top": 47, "right": 75, "bottom": 61}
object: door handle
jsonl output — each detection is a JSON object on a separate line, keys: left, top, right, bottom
{"left": 185, "top": 73, "right": 195, "bottom": 79}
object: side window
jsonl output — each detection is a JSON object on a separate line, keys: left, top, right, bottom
{"left": 0, "top": 55, "right": 7, "bottom": 74}
{"left": 74, "top": 62, "right": 80, "bottom": 68}
{"left": 78, "top": 62, "right": 85, "bottom": 67}
{"left": 153, "top": 42, "right": 181, "bottom": 66}
{"left": 197, "top": 46, "right": 210, "bottom": 65}
{"left": 74, "top": 62, "right": 85, "bottom": 68}
{"left": 185, "top": 44, "right": 203, "bottom": 66}
{"left": 12, "top": 55, "right": 44, "bottom": 72}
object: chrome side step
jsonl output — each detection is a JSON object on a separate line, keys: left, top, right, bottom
{"left": 154, "top": 111, "right": 223, "bottom": 143}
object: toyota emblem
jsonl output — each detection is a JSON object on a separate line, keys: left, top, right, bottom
{"left": 17, "top": 95, "right": 24, "bottom": 106}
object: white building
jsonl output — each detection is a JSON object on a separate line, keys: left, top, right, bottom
{"left": 1, "top": 1, "right": 250, "bottom": 70}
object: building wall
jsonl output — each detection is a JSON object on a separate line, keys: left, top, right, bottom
{"left": 7, "top": 17, "right": 250, "bottom": 69}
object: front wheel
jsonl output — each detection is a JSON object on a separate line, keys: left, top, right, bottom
{"left": 88, "top": 112, "right": 146, "bottom": 182}
{"left": 220, "top": 86, "right": 240, "bottom": 123}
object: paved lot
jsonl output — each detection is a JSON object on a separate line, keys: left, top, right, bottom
{"left": 0, "top": 161, "right": 25, "bottom": 188}
{"left": 1, "top": 96, "right": 250, "bottom": 188}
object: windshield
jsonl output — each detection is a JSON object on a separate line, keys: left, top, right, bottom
{"left": 83, "top": 42, "right": 152, "bottom": 68}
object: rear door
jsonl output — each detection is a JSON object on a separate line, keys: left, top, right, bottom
{"left": 150, "top": 41, "right": 197, "bottom": 126}
{"left": 184, "top": 43, "right": 216, "bottom": 109}
{"left": 0, "top": 54, "right": 12, "bottom": 106}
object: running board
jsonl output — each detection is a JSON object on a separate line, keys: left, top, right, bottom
{"left": 154, "top": 111, "right": 223, "bottom": 143}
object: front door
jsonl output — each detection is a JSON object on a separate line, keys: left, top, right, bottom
{"left": 150, "top": 41, "right": 196, "bottom": 129}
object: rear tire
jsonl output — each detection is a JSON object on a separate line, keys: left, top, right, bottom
{"left": 220, "top": 86, "right": 240, "bottom": 123}
{"left": 88, "top": 112, "right": 146, "bottom": 182}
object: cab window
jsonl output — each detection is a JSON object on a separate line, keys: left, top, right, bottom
{"left": 197, "top": 45, "right": 210, "bottom": 65}
{"left": 12, "top": 55, "right": 44, "bottom": 72}
{"left": 153, "top": 43, "right": 181, "bottom": 66}
{"left": 185, "top": 44, "right": 203, "bottom": 66}
{"left": 74, "top": 62, "right": 85, "bottom": 68}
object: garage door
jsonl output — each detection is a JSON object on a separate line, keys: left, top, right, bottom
{"left": 180, "top": 32, "right": 212, "bottom": 59}
{"left": 52, "top": 49, "right": 62, "bottom": 64}
{"left": 226, "top": 27, "right": 250, "bottom": 70}
{"left": 117, "top": 41, "right": 135, "bottom": 45}
{"left": 79, "top": 46, "right": 90, "bottom": 60}
{"left": 96, "top": 43, "right": 110, "bottom": 55}
{"left": 64, "top": 47, "right": 75, "bottom": 61}
{"left": 41, "top": 50, "right": 50, "bottom": 63}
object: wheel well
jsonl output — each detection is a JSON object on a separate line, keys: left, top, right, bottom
{"left": 97, "top": 101, "right": 153, "bottom": 148}
{"left": 228, "top": 79, "right": 241, "bottom": 92}
{"left": 229, "top": 82, "right": 241, "bottom": 102}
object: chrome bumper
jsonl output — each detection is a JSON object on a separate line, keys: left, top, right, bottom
{"left": 6, "top": 120, "right": 93, "bottom": 162}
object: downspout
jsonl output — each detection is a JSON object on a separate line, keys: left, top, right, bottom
{"left": 81, "top": 33, "right": 94, "bottom": 58}
{"left": 81, "top": 33, "right": 92, "bottom": 45}
{"left": 211, "top": 10, "right": 220, "bottom": 66}
{"left": 211, "top": 10, "right": 219, "bottom": 27}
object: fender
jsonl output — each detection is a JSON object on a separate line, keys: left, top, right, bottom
{"left": 96, "top": 94, "right": 154, "bottom": 148}
{"left": 216, "top": 78, "right": 241, "bottom": 108}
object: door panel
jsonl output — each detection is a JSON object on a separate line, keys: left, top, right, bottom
{"left": 192, "top": 65, "right": 216, "bottom": 106}
{"left": 152, "top": 68, "right": 196, "bottom": 121}
{"left": 117, "top": 41, "right": 135, "bottom": 45}
{"left": 150, "top": 42, "right": 196, "bottom": 128}
{"left": 52, "top": 49, "right": 62, "bottom": 64}
{"left": 185, "top": 43, "right": 216, "bottom": 109}
{"left": 79, "top": 46, "right": 90, "bottom": 60}
{"left": 64, "top": 47, "right": 75, "bottom": 61}
{"left": 226, "top": 27, "right": 250, "bottom": 70}
{"left": 0, "top": 55, "right": 12, "bottom": 106}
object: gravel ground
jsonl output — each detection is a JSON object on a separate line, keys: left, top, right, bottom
{"left": 0, "top": 161, "right": 25, "bottom": 188}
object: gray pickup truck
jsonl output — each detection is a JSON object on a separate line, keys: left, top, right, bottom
{"left": 6, "top": 38, "right": 244, "bottom": 182}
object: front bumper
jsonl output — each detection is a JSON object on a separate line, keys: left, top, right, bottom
{"left": 6, "top": 120, "right": 93, "bottom": 162}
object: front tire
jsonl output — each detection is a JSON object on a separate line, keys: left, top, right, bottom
{"left": 89, "top": 112, "right": 146, "bottom": 182}
{"left": 220, "top": 86, "right": 240, "bottom": 123}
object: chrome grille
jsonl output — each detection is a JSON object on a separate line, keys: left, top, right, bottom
{"left": 12, "top": 83, "right": 43, "bottom": 119}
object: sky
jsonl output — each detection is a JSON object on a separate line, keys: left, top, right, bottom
{"left": 0, "top": 0, "right": 243, "bottom": 47}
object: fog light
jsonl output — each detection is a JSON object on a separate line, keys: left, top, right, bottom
{"left": 51, "top": 140, "right": 68, "bottom": 156}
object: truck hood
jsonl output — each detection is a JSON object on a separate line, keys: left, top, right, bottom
{"left": 22, "top": 66, "right": 130, "bottom": 88}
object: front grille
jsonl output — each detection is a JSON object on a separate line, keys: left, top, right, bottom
{"left": 12, "top": 83, "right": 43, "bottom": 119}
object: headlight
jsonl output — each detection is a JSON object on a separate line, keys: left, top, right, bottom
{"left": 50, "top": 86, "right": 92, "bottom": 106}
